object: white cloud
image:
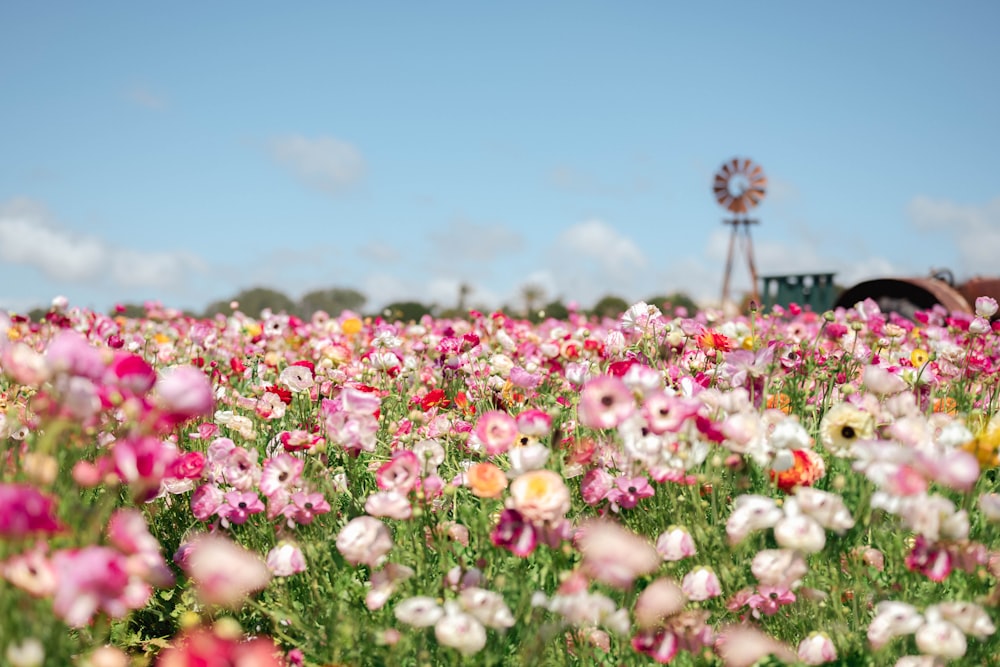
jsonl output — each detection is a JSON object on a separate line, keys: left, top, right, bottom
{"left": 907, "top": 195, "right": 1000, "bottom": 275}
{"left": 0, "top": 197, "right": 207, "bottom": 290}
{"left": 428, "top": 218, "right": 524, "bottom": 261}
{"left": 558, "top": 218, "right": 647, "bottom": 277}
{"left": 267, "top": 135, "right": 366, "bottom": 195}
{"left": 360, "top": 241, "right": 400, "bottom": 262}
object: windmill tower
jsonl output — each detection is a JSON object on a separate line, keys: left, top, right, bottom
{"left": 713, "top": 157, "right": 767, "bottom": 308}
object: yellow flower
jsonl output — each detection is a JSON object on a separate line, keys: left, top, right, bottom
{"left": 508, "top": 469, "right": 570, "bottom": 524}
{"left": 819, "top": 402, "right": 875, "bottom": 457}
{"left": 911, "top": 348, "right": 929, "bottom": 367}
{"left": 965, "top": 415, "right": 1000, "bottom": 468}
{"left": 154, "top": 333, "right": 171, "bottom": 345}
{"left": 342, "top": 317, "right": 363, "bottom": 335}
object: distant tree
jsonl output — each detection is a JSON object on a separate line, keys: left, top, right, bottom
{"left": 26, "top": 307, "right": 48, "bottom": 321}
{"left": 457, "top": 282, "right": 472, "bottom": 313}
{"left": 591, "top": 295, "right": 630, "bottom": 319}
{"left": 381, "top": 301, "right": 432, "bottom": 323}
{"left": 539, "top": 299, "right": 569, "bottom": 321}
{"left": 204, "top": 287, "right": 296, "bottom": 319}
{"left": 297, "top": 288, "right": 366, "bottom": 319}
{"left": 645, "top": 292, "right": 700, "bottom": 317}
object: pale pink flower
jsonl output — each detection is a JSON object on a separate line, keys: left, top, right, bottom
{"left": 375, "top": 450, "right": 422, "bottom": 493}
{"left": 1, "top": 543, "right": 57, "bottom": 597}
{"left": 656, "top": 526, "right": 697, "bottom": 561}
{"left": 365, "top": 490, "right": 413, "bottom": 520}
{"left": 680, "top": 566, "right": 721, "bottom": 601}
{"left": 190, "top": 484, "right": 224, "bottom": 521}
{"left": 474, "top": 410, "right": 519, "bottom": 455}
{"left": 797, "top": 632, "right": 837, "bottom": 664}
{"left": 395, "top": 596, "right": 444, "bottom": 627}
{"left": 633, "top": 577, "right": 686, "bottom": 629}
{"left": 863, "top": 365, "right": 907, "bottom": 395}
{"left": 336, "top": 516, "right": 394, "bottom": 567}
{"left": 774, "top": 513, "right": 826, "bottom": 553}
{"left": 459, "top": 587, "right": 516, "bottom": 629}
{"left": 868, "top": 601, "right": 924, "bottom": 649}
{"left": 266, "top": 541, "right": 307, "bottom": 577}
{"left": 106, "top": 509, "right": 173, "bottom": 587}
{"left": 259, "top": 454, "right": 304, "bottom": 498}
{"left": 155, "top": 365, "right": 214, "bottom": 423}
{"left": 929, "top": 602, "right": 996, "bottom": 639}
{"left": 580, "top": 468, "right": 614, "bottom": 506}
{"left": 793, "top": 488, "right": 855, "bottom": 534}
{"left": 220, "top": 446, "right": 260, "bottom": 491}
{"left": 279, "top": 364, "right": 314, "bottom": 392}
{"left": 577, "top": 520, "right": 661, "bottom": 589}
{"left": 751, "top": 549, "right": 808, "bottom": 588}
{"left": 715, "top": 625, "right": 797, "bottom": 667}
{"left": 508, "top": 469, "right": 571, "bottom": 524}
{"left": 182, "top": 533, "right": 271, "bottom": 608}
{"left": 914, "top": 620, "right": 967, "bottom": 660}
{"left": 52, "top": 547, "right": 150, "bottom": 627}
{"left": 434, "top": 601, "right": 488, "bottom": 656}
{"left": 726, "top": 495, "right": 783, "bottom": 545}
{"left": 578, "top": 375, "right": 635, "bottom": 429}
{"left": 516, "top": 408, "right": 553, "bottom": 437}
{"left": 366, "top": 562, "right": 414, "bottom": 610}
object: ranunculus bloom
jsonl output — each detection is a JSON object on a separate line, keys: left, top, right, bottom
{"left": 490, "top": 509, "right": 538, "bottom": 557}
{"left": 259, "top": 454, "right": 304, "bottom": 498}
{"left": 0, "top": 483, "right": 63, "bottom": 537}
{"left": 467, "top": 462, "right": 508, "bottom": 498}
{"left": 266, "top": 541, "right": 307, "bottom": 577}
{"left": 797, "top": 632, "right": 837, "bottom": 665}
{"left": 508, "top": 469, "right": 570, "bottom": 524}
{"left": 577, "top": 375, "right": 635, "bottom": 430}
{"left": 365, "top": 490, "right": 412, "bottom": 520}
{"left": 726, "top": 495, "right": 783, "bottom": 545}
{"left": 868, "top": 601, "right": 924, "bottom": 649}
{"left": 773, "top": 514, "right": 826, "bottom": 553}
{"left": 914, "top": 620, "right": 967, "bottom": 660}
{"left": 182, "top": 534, "right": 271, "bottom": 608}
{"left": 434, "top": 601, "right": 487, "bottom": 657}
{"left": 681, "top": 566, "right": 722, "bottom": 601}
{"left": 633, "top": 577, "right": 686, "bottom": 629}
{"left": 395, "top": 596, "right": 444, "bottom": 627}
{"left": 375, "top": 450, "right": 422, "bottom": 494}
{"left": 577, "top": 520, "right": 661, "bottom": 589}
{"left": 157, "top": 626, "right": 285, "bottom": 667}
{"left": 656, "top": 526, "right": 697, "bottom": 561}
{"left": 336, "top": 516, "right": 394, "bottom": 567}
{"left": 155, "top": 365, "right": 214, "bottom": 424}
{"left": 51, "top": 546, "right": 149, "bottom": 627}
{"left": 474, "top": 410, "right": 519, "bottom": 455}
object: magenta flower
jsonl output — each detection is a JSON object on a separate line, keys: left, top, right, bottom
{"left": 632, "top": 627, "right": 680, "bottom": 664}
{"left": 105, "top": 352, "right": 157, "bottom": 397}
{"left": 167, "top": 451, "right": 206, "bottom": 481}
{"left": 608, "top": 475, "right": 655, "bottom": 509}
{"left": 516, "top": 408, "right": 553, "bottom": 437}
{"left": 217, "top": 490, "right": 265, "bottom": 525}
{"left": 0, "top": 483, "right": 63, "bottom": 537}
{"left": 52, "top": 546, "right": 149, "bottom": 627}
{"left": 474, "top": 410, "right": 518, "bottom": 456}
{"left": 905, "top": 535, "right": 953, "bottom": 582}
{"left": 490, "top": 509, "right": 538, "bottom": 557}
{"left": 155, "top": 365, "right": 214, "bottom": 424}
{"left": 577, "top": 375, "right": 635, "bottom": 430}
{"left": 259, "top": 453, "right": 305, "bottom": 498}
{"left": 112, "top": 435, "right": 178, "bottom": 501}
{"left": 283, "top": 490, "right": 331, "bottom": 526}
{"left": 746, "top": 585, "right": 796, "bottom": 617}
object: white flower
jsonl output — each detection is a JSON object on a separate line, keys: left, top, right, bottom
{"left": 797, "top": 632, "right": 837, "bottom": 665}
{"left": 726, "top": 495, "right": 784, "bottom": 544}
{"left": 978, "top": 493, "right": 1000, "bottom": 522}
{"left": 928, "top": 602, "right": 996, "bottom": 640}
{"left": 751, "top": 549, "right": 808, "bottom": 588}
{"left": 914, "top": 620, "right": 967, "bottom": 659}
{"left": 681, "top": 566, "right": 722, "bottom": 601}
{"left": 656, "top": 526, "right": 697, "bottom": 561}
{"left": 435, "top": 601, "right": 487, "bottom": 656}
{"left": 336, "top": 516, "right": 394, "bottom": 568}
{"left": 868, "top": 601, "right": 923, "bottom": 649}
{"left": 975, "top": 296, "right": 998, "bottom": 318}
{"left": 773, "top": 514, "right": 826, "bottom": 553}
{"left": 395, "top": 596, "right": 443, "bottom": 627}
{"left": 793, "top": 488, "right": 855, "bottom": 534}
{"left": 459, "top": 587, "right": 515, "bottom": 629}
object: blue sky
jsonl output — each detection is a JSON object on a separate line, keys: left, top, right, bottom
{"left": 2, "top": 2, "right": 999, "bottom": 315}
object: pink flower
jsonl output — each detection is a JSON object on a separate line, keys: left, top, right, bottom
{"left": 336, "top": 516, "right": 394, "bottom": 567}
{"left": 474, "top": 410, "right": 519, "bottom": 455}
{"left": 867, "top": 601, "right": 924, "bottom": 649}
{"left": 0, "top": 483, "right": 63, "bottom": 537}
{"left": 580, "top": 468, "right": 614, "bottom": 506}
{"left": 167, "top": 451, "right": 206, "bottom": 481}
{"left": 156, "top": 626, "right": 285, "bottom": 667}
{"left": 365, "top": 490, "right": 413, "bottom": 520}
{"left": 181, "top": 533, "right": 271, "bottom": 608}
{"left": 52, "top": 547, "right": 149, "bottom": 627}
{"left": 375, "top": 450, "right": 422, "bottom": 494}
{"left": 681, "top": 566, "right": 722, "bottom": 601}
{"left": 516, "top": 408, "right": 553, "bottom": 437}
{"left": 220, "top": 446, "right": 260, "bottom": 491}
{"left": 1, "top": 543, "right": 57, "bottom": 597}
{"left": 190, "top": 484, "right": 224, "bottom": 521}
{"left": 106, "top": 509, "right": 174, "bottom": 587}
{"left": 259, "top": 454, "right": 304, "bottom": 498}
{"left": 797, "top": 632, "right": 837, "bottom": 665}
{"left": 905, "top": 535, "right": 953, "bottom": 582}
{"left": 608, "top": 475, "right": 655, "bottom": 510}
{"left": 266, "top": 541, "right": 307, "bottom": 577}
{"left": 508, "top": 469, "right": 571, "bottom": 524}
{"left": 656, "top": 527, "right": 697, "bottom": 561}
{"left": 155, "top": 365, "right": 214, "bottom": 424}
{"left": 105, "top": 353, "right": 157, "bottom": 397}
{"left": 745, "top": 585, "right": 796, "bottom": 617}
{"left": 283, "top": 490, "right": 331, "bottom": 525}
{"left": 112, "top": 436, "right": 178, "bottom": 501}
{"left": 217, "top": 491, "right": 265, "bottom": 525}
{"left": 577, "top": 375, "right": 635, "bottom": 430}
{"left": 632, "top": 627, "right": 679, "bottom": 664}
{"left": 577, "top": 520, "right": 661, "bottom": 589}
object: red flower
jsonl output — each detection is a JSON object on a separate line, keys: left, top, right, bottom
{"left": 265, "top": 385, "right": 293, "bottom": 405}
{"left": 419, "top": 388, "right": 449, "bottom": 411}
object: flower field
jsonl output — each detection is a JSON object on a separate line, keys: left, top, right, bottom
{"left": 2, "top": 296, "right": 1000, "bottom": 666}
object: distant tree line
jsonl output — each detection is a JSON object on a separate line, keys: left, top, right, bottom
{"left": 23, "top": 285, "right": 703, "bottom": 324}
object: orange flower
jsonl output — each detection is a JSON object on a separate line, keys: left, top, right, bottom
{"left": 766, "top": 393, "right": 792, "bottom": 414}
{"left": 932, "top": 396, "right": 957, "bottom": 415}
{"left": 696, "top": 330, "right": 733, "bottom": 353}
{"left": 341, "top": 317, "right": 363, "bottom": 335}
{"left": 770, "top": 449, "right": 825, "bottom": 492}
{"left": 467, "top": 462, "right": 508, "bottom": 498}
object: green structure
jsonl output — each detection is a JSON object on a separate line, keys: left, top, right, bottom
{"left": 761, "top": 273, "right": 837, "bottom": 312}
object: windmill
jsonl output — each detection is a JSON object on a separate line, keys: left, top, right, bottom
{"left": 713, "top": 157, "right": 767, "bottom": 308}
